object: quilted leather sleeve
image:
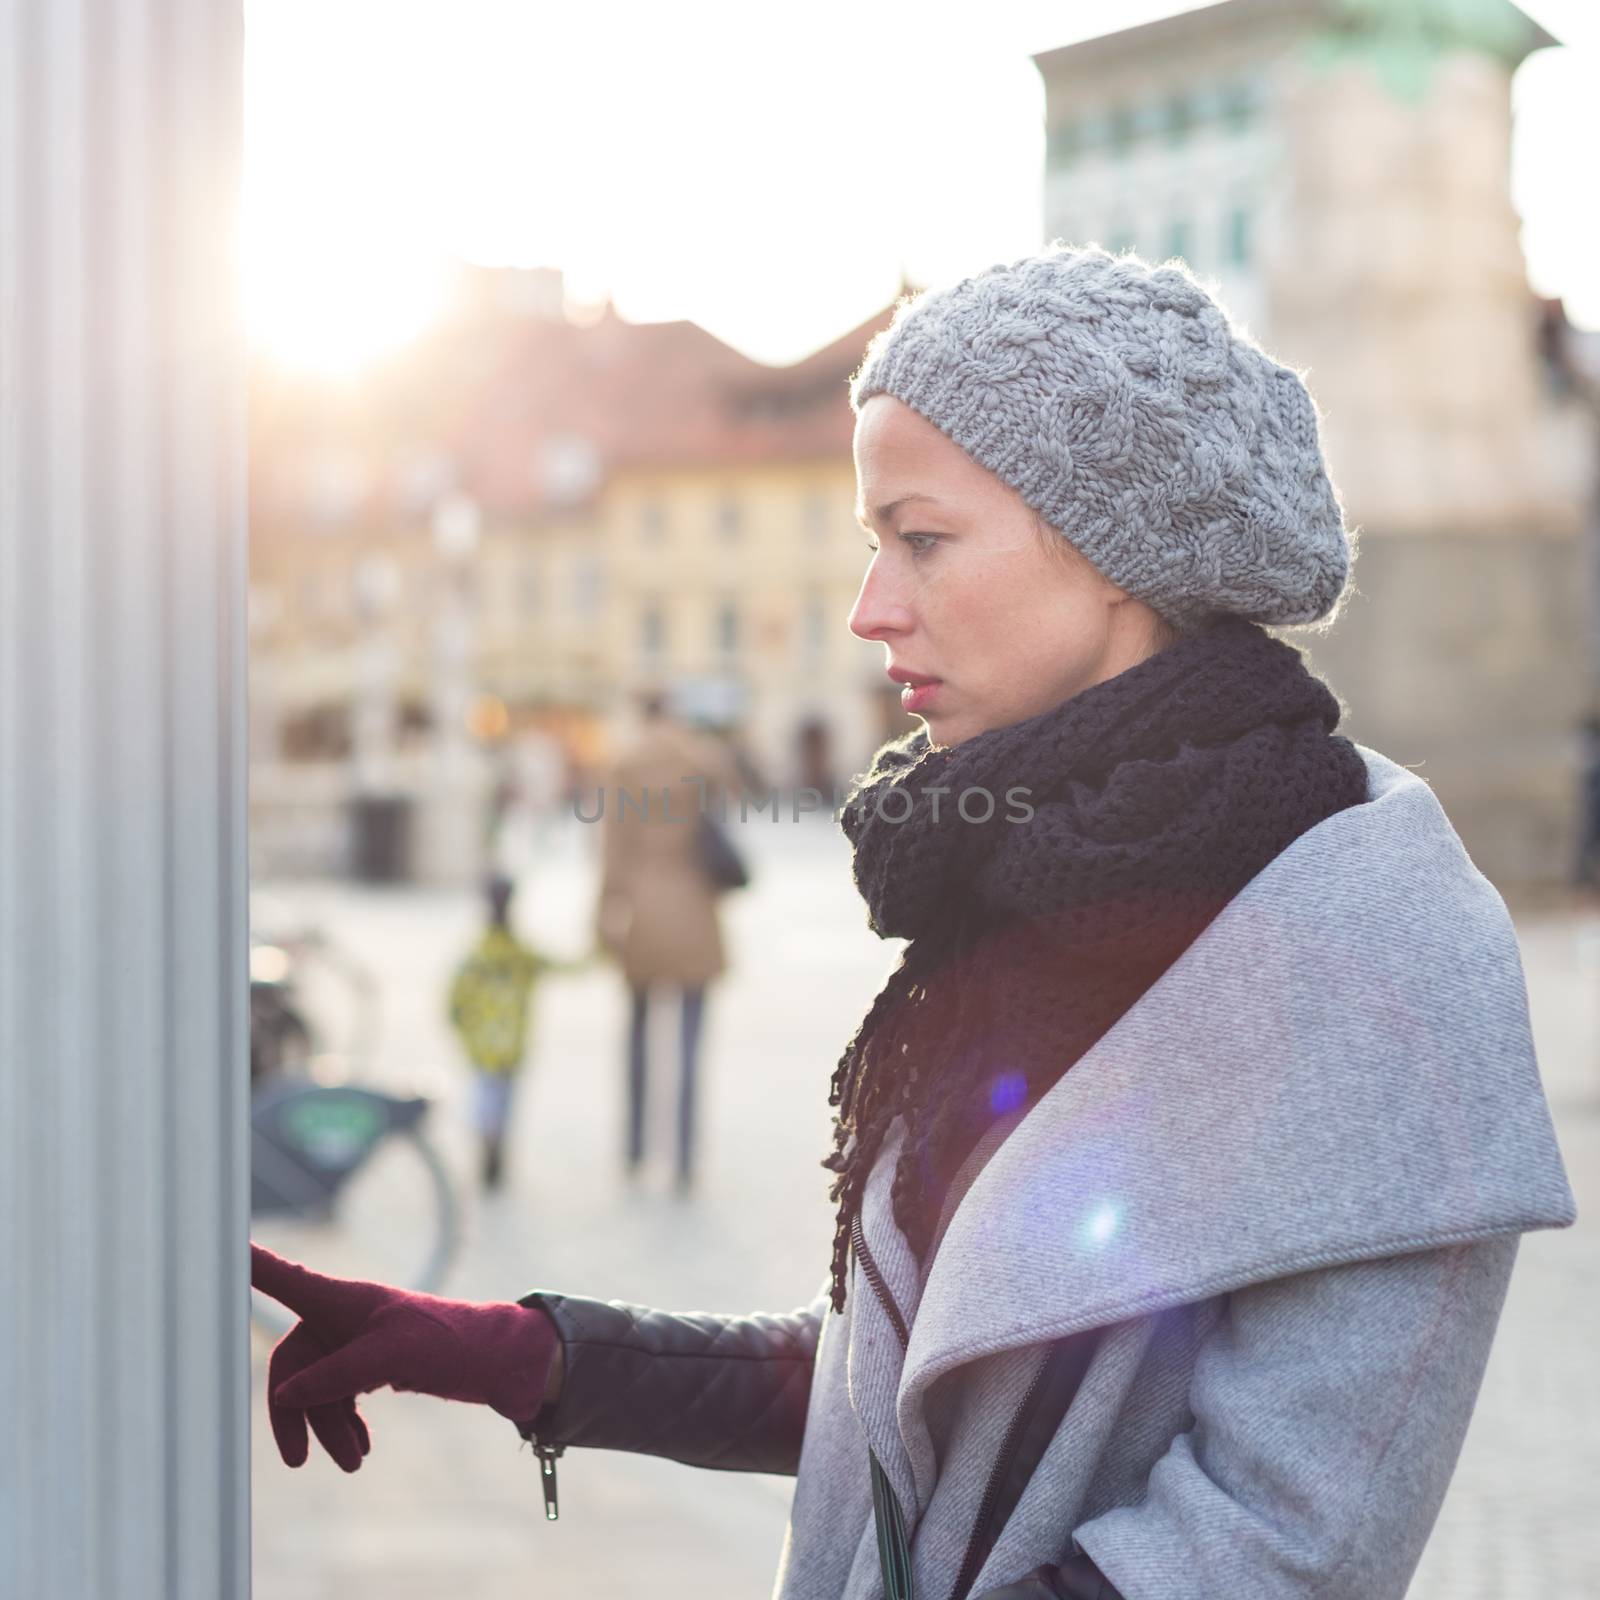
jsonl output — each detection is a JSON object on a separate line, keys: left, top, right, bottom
{"left": 512, "top": 1290, "right": 824, "bottom": 1475}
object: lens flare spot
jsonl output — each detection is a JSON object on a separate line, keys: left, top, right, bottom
{"left": 989, "top": 1072, "right": 1027, "bottom": 1115}
{"left": 1085, "top": 1203, "right": 1120, "bottom": 1246}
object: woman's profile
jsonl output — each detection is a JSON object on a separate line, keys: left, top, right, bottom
{"left": 252, "top": 246, "right": 1576, "bottom": 1600}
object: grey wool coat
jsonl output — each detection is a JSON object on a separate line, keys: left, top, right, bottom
{"left": 527, "top": 746, "right": 1576, "bottom": 1600}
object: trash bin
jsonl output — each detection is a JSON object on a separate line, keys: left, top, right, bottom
{"left": 349, "top": 794, "right": 412, "bottom": 883}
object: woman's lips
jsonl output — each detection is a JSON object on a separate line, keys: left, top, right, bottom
{"left": 888, "top": 665, "right": 942, "bottom": 715}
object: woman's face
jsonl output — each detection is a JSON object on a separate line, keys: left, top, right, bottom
{"left": 849, "top": 395, "right": 1168, "bottom": 747}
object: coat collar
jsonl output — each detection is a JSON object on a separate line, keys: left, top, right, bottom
{"left": 868, "top": 745, "right": 1576, "bottom": 1425}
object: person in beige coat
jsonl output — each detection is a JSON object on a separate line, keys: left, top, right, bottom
{"left": 594, "top": 692, "right": 744, "bottom": 1186}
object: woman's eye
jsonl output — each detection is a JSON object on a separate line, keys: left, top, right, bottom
{"left": 864, "top": 536, "right": 880, "bottom": 554}
{"left": 901, "top": 532, "right": 939, "bottom": 559}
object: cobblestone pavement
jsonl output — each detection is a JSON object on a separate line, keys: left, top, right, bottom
{"left": 249, "top": 816, "right": 1599, "bottom": 1599}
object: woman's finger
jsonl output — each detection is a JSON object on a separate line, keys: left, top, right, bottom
{"left": 274, "top": 1328, "right": 388, "bottom": 1410}
{"left": 267, "top": 1322, "right": 369, "bottom": 1472}
{"left": 250, "top": 1242, "right": 333, "bottom": 1318}
{"left": 306, "top": 1396, "right": 369, "bottom": 1474}
{"left": 265, "top": 1321, "right": 325, "bottom": 1468}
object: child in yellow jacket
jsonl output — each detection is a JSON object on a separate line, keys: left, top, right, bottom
{"left": 448, "top": 873, "right": 590, "bottom": 1191}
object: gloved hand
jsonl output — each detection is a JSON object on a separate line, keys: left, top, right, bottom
{"left": 252, "top": 1242, "right": 560, "bottom": 1473}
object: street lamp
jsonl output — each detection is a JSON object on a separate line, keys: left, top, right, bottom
{"left": 422, "top": 490, "right": 487, "bottom": 885}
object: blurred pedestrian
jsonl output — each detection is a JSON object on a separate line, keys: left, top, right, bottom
{"left": 1575, "top": 712, "right": 1600, "bottom": 892}
{"left": 594, "top": 691, "right": 743, "bottom": 1189}
{"left": 255, "top": 248, "right": 1575, "bottom": 1600}
{"left": 447, "top": 872, "right": 588, "bottom": 1192}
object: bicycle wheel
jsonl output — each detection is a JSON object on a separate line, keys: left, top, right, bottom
{"left": 250, "top": 1111, "right": 461, "bottom": 1338}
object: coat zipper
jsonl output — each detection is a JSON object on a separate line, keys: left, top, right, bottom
{"left": 535, "top": 1441, "right": 563, "bottom": 1520}
{"left": 851, "top": 1208, "right": 910, "bottom": 1351}
{"left": 945, "top": 1357, "right": 1051, "bottom": 1600}
{"left": 851, "top": 1209, "right": 914, "bottom": 1599}
{"left": 517, "top": 1422, "right": 564, "bottom": 1521}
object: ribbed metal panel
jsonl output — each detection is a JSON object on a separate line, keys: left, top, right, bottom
{"left": 0, "top": 1, "right": 250, "bottom": 1596}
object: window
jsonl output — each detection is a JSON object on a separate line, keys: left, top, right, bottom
{"left": 1219, "top": 80, "right": 1258, "bottom": 135}
{"left": 280, "top": 704, "right": 352, "bottom": 763}
{"left": 640, "top": 601, "right": 666, "bottom": 658}
{"left": 1165, "top": 218, "right": 1195, "bottom": 265}
{"left": 398, "top": 450, "right": 454, "bottom": 517}
{"left": 537, "top": 434, "right": 601, "bottom": 506}
{"left": 715, "top": 599, "right": 740, "bottom": 657}
{"left": 717, "top": 498, "right": 742, "bottom": 541}
{"left": 1107, "top": 223, "right": 1137, "bottom": 256}
{"left": 1225, "top": 205, "right": 1253, "bottom": 267}
{"left": 1163, "top": 93, "right": 1194, "bottom": 146}
{"left": 351, "top": 556, "right": 400, "bottom": 622}
{"left": 1046, "top": 119, "right": 1081, "bottom": 170}
{"left": 1107, "top": 104, "right": 1137, "bottom": 159}
{"left": 803, "top": 493, "right": 829, "bottom": 541}
{"left": 572, "top": 556, "right": 604, "bottom": 617}
{"left": 305, "top": 452, "right": 365, "bottom": 529}
{"left": 803, "top": 592, "right": 828, "bottom": 658}
{"left": 298, "top": 571, "right": 326, "bottom": 620}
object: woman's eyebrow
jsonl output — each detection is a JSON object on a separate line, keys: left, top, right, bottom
{"left": 854, "top": 492, "right": 941, "bottom": 528}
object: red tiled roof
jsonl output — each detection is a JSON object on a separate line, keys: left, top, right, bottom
{"left": 453, "top": 301, "right": 898, "bottom": 511}
{"left": 250, "top": 298, "right": 899, "bottom": 527}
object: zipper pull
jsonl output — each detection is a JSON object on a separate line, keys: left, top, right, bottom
{"left": 535, "top": 1441, "right": 562, "bottom": 1521}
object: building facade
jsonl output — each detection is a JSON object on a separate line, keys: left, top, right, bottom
{"left": 248, "top": 274, "right": 906, "bottom": 881}
{"left": 1036, "top": 0, "right": 1595, "bottom": 883}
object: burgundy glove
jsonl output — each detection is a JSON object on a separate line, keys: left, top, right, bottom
{"left": 251, "top": 1242, "right": 559, "bottom": 1473}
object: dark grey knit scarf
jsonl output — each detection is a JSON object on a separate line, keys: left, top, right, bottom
{"left": 822, "top": 617, "right": 1370, "bottom": 1312}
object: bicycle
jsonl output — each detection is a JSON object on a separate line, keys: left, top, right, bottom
{"left": 248, "top": 909, "right": 461, "bottom": 1336}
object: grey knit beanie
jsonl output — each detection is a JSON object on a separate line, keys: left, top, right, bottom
{"left": 850, "top": 245, "right": 1350, "bottom": 631}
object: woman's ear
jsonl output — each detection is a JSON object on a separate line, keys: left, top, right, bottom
{"left": 1105, "top": 587, "right": 1177, "bottom": 662}
{"left": 1144, "top": 608, "right": 1181, "bottom": 652}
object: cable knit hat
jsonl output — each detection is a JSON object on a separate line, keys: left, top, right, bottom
{"left": 850, "top": 245, "right": 1351, "bottom": 631}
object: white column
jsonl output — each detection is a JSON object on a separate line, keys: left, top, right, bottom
{"left": 0, "top": 2, "right": 251, "bottom": 1598}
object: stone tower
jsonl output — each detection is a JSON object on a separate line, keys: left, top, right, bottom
{"left": 1035, "top": 0, "right": 1592, "bottom": 883}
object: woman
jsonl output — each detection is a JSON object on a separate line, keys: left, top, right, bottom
{"left": 593, "top": 689, "right": 746, "bottom": 1185}
{"left": 253, "top": 247, "right": 1576, "bottom": 1600}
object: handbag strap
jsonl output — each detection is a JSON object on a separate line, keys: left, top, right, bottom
{"left": 870, "top": 1329, "right": 1099, "bottom": 1600}
{"left": 870, "top": 1446, "right": 915, "bottom": 1600}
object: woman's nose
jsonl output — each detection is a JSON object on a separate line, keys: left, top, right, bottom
{"left": 848, "top": 561, "right": 913, "bottom": 643}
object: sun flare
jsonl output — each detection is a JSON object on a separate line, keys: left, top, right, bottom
{"left": 240, "top": 231, "right": 450, "bottom": 374}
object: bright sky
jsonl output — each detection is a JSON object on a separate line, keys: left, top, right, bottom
{"left": 241, "top": 0, "right": 1600, "bottom": 372}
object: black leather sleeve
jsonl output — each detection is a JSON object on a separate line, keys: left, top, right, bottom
{"left": 975, "top": 1554, "right": 1125, "bottom": 1599}
{"left": 510, "top": 1290, "right": 823, "bottom": 1475}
